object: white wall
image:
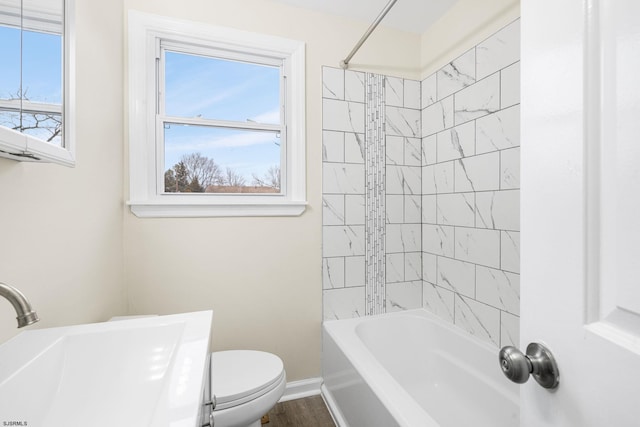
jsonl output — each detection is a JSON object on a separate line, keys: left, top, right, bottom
{"left": 0, "top": 0, "right": 126, "bottom": 343}
{"left": 122, "top": 0, "right": 421, "bottom": 382}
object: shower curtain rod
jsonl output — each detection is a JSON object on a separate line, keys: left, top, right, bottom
{"left": 340, "top": 0, "right": 399, "bottom": 69}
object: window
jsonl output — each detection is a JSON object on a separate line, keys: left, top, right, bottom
{"left": 0, "top": 0, "right": 75, "bottom": 166}
{"left": 128, "top": 12, "right": 306, "bottom": 217}
{"left": 161, "top": 45, "right": 283, "bottom": 194}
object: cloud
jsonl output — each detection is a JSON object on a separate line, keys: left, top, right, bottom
{"left": 249, "top": 108, "right": 280, "bottom": 124}
{"left": 163, "top": 55, "right": 278, "bottom": 119}
{"left": 165, "top": 79, "right": 254, "bottom": 118}
{"left": 165, "top": 127, "right": 279, "bottom": 152}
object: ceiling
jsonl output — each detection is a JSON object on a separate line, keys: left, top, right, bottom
{"left": 269, "top": 0, "right": 458, "bottom": 35}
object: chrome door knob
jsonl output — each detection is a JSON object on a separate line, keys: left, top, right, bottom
{"left": 498, "top": 342, "right": 559, "bottom": 389}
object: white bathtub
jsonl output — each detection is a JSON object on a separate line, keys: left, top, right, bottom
{"left": 321, "top": 309, "right": 519, "bottom": 427}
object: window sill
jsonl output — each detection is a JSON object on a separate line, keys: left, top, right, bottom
{"left": 127, "top": 199, "right": 308, "bottom": 218}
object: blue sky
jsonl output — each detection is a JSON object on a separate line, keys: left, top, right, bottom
{"left": 163, "top": 51, "right": 282, "bottom": 183}
{"left": 0, "top": 26, "right": 62, "bottom": 103}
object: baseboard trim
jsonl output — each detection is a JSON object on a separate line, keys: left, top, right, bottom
{"left": 279, "top": 377, "right": 323, "bottom": 402}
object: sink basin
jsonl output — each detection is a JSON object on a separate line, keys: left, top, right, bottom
{"left": 0, "top": 311, "right": 212, "bottom": 426}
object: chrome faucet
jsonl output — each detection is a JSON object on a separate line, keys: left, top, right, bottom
{"left": 0, "top": 282, "right": 39, "bottom": 328}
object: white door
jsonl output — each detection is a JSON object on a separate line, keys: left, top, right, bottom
{"left": 521, "top": 0, "right": 640, "bottom": 425}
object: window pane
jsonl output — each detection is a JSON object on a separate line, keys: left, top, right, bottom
{"left": 21, "top": 113, "right": 62, "bottom": 146}
{"left": 0, "top": 111, "right": 62, "bottom": 146}
{"left": 0, "top": 24, "right": 62, "bottom": 147}
{"left": 22, "top": 29, "right": 62, "bottom": 105}
{"left": 163, "top": 124, "right": 281, "bottom": 194}
{"left": 0, "top": 25, "right": 21, "bottom": 101}
{"left": 0, "top": 111, "right": 20, "bottom": 130}
{"left": 164, "top": 51, "right": 280, "bottom": 124}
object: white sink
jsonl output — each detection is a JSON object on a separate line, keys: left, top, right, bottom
{"left": 0, "top": 311, "right": 212, "bottom": 427}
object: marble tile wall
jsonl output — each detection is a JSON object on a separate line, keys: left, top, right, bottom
{"left": 322, "top": 20, "right": 520, "bottom": 348}
{"left": 421, "top": 20, "right": 520, "bottom": 348}
{"left": 322, "top": 66, "right": 368, "bottom": 320}
{"left": 384, "top": 75, "right": 423, "bottom": 314}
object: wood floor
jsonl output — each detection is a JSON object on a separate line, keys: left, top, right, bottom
{"left": 264, "top": 395, "right": 336, "bottom": 427}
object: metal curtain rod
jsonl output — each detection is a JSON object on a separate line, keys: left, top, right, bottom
{"left": 340, "top": 0, "right": 399, "bottom": 69}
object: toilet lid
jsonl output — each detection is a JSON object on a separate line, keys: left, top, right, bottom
{"left": 211, "top": 350, "right": 284, "bottom": 409}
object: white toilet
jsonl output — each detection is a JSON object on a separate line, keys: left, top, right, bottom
{"left": 209, "top": 350, "right": 287, "bottom": 427}
{"left": 108, "top": 316, "right": 285, "bottom": 427}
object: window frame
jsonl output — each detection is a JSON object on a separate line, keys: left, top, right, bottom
{"left": 0, "top": 0, "right": 76, "bottom": 167}
{"left": 127, "top": 11, "right": 306, "bottom": 218}
{"left": 158, "top": 42, "right": 286, "bottom": 196}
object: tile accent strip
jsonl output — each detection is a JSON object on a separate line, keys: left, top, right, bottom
{"left": 365, "top": 73, "right": 386, "bottom": 316}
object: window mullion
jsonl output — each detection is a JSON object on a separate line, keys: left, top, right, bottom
{"left": 0, "top": 99, "right": 62, "bottom": 114}
{"left": 160, "top": 115, "right": 282, "bottom": 133}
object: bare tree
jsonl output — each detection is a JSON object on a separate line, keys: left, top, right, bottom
{"left": 179, "top": 152, "right": 223, "bottom": 188}
{"left": 223, "top": 167, "right": 246, "bottom": 187}
{"left": 165, "top": 153, "right": 260, "bottom": 193}
{"left": 252, "top": 165, "right": 281, "bottom": 190}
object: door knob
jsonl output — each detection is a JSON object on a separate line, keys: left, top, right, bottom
{"left": 498, "top": 342, "right": 559, "bottom": 389}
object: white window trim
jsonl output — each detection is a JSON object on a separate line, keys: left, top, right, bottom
{"left": 0, "top": 0, "right": 75, "bottom": 167}
{"left": 127, "top": 11, "right": 306, "bottom": 218}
